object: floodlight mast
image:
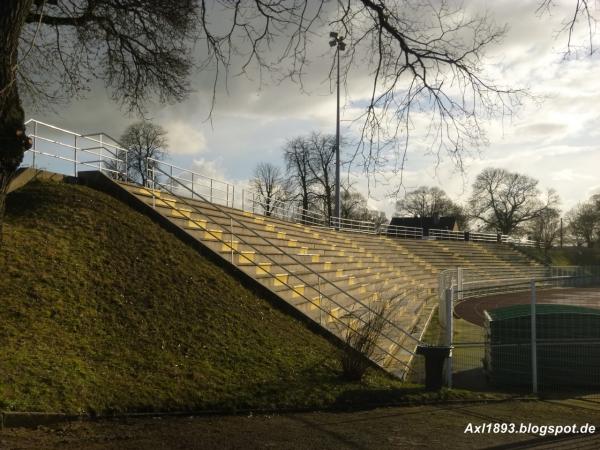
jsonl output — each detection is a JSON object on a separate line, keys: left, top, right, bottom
{"left": 329, "top": 31, "right": 345, "bottom": 229}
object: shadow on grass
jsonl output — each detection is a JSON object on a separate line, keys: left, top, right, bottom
{"left": 332, "top": 386, "right": 428, "bottom": 410}
{"left": 453, "top": 367, "right": 600, "bottom": 403}
{"left": 453, "top": 368, "right": 537, "bottom": 399}
{"left": 5, "top": 184, "right": 50, "bottom": 217}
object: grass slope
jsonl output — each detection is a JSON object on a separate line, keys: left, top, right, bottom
{"left": 519, "top": 246, "right": 600, "bottom": 266}
{"left": 1, "top": 180, "right": 416, "bottom": 414}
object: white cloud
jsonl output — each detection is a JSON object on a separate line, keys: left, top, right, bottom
{"left": 29, "top": 0, "right": 600, "bottom": 218}
{"left": 163, "top": 121, "right": 207, "bottom": 155}
{"left": 551, "top": 168, "right": 594, "bottom": 182}
{"left": 191, "top": 158, "right": 227, "bottom": 181}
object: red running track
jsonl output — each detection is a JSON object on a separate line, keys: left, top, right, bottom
{"left": 454, "top": 287, "right": 600, "bottom": 327}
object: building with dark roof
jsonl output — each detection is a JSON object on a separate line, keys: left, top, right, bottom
{"left": 389, "top": 215, "right": 458, "bottom": 236}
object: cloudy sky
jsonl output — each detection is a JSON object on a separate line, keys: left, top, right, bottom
{"left": 27, "top": 0, "right": 600, "bottom": 218}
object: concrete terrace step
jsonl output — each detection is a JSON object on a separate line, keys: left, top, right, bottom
{"left": 127, "top": 184, "right": 436, "bottom": 280}
{"left": 134, "top": 190, "right": 435, "bottom": 272}
{"left": 140, "top": 196, "right": 437, "bottom": 290}
{"left": 119, "top": 180, "right": 544, "bottom": 380}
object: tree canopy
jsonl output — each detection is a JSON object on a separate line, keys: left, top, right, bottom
{"left": 468, "top": 167, "right": 560, "bottom": 235}
{"left": 395, "top": 186, "right": 468, "bottom": 228}
{"left": 1, "top": 0, "right": 524, "bottom": 229}
{"left": 566, "top": 194, "right": 600, "bottom": 247}
{"left": 120, "top": 121, "right": 168, "bottom": 185}
{"left": 252, "top": 162, "right": 285, "bottom": 216}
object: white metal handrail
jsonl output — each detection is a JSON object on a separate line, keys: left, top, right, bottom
{"left": 380, "top": 224, "right": 423, "bottom": 238}
{"left": 31, "top": 135, "right": 123, "bottom": 164}
{"left": 330, "top": 216, "right": 376, "bottom": 233}
{"left": 245, "top": 194, "right": 330, "bottom": 228}
{"left": 23, "top": 119, "right": 129, "bottom": 178}
{"left": 151, "top": 166, "right": 424, "bottom": 376}
{"left": 22, "top": 119, "right": 543, "bottom": 249}
{"left": 439, "top": 266, "right": 600, "bottom": 303}
{"left": 502, "top": 236, "right": 537, "bottom": 247}
{"left": 25, "top": 149, "right": 124, "bottom": 176}
{"left": 149, "top": 158, "right": 236, "bottom": 208}
{"left": 437, "top": 266, "right": 600, "bottom": 329}
{"left": 429, "top": 229, "right": 464, "bottom": 241}
{"left": 470, "top": 231, "right": 499, "bottom": 242}
{"left": 25, "top": 119, "right": 126, "bottom": 153}
{"left": 243, "top": 190, "right": 381, "bottom": 234}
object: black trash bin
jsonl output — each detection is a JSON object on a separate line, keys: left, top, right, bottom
{"left": 416, "top": 345, "right": 452, "bottom": 390}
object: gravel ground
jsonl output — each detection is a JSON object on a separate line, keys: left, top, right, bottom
{"left": 2, "top": 400, "right": 600, "bottom": 449}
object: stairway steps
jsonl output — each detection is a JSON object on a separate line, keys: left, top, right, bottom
{"left": 122, "top": 180, "right": 543, "bottom": 380}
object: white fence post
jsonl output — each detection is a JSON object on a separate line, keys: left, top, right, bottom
{"left": 445, "top": 286, "right": 454, "bottom": 388}
{"left": 191, "top": 173, "right": 195, "bottom": 199}
{"left": 124, "top": 149, "right": 128, "bottom": 181}
{"left": 230, "top": 218, "right": 234, "bottom": 264}
{"left": 170, "top": 164, "right": 173, "bottom": 192}
{"left": 99, "top": 134, "right": 103, "bottom": 173}
{"left": 32, "top": 121, "right": 37, "bottom": 168}
{"left": 457, "top": 268, "right": 464, "bottom": 301}
{"left": 73, "top": 135, "right": 78, "bottom": 176}
{"left": 530, "top": 279, "right": 538, "bottom": 394}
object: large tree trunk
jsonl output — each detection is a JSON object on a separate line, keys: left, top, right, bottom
{"left": 0, "top": 0, "right": 34, "bottom": 245}
{"left": 301, "top": 189, "right": 309, "bottom": 225}
{"left": 325, "top": 186, "right": 332, "bottom": 221}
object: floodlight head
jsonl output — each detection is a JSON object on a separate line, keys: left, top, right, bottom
{"left": 330, "top": 31, "right": 338, "bottom": 38}
{"left": 338, "top": 42, "right": 346, "bottom": 51}
{"left": 329, "top": 39, "right": 337, "bottom": 47}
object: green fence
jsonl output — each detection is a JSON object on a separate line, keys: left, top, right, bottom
{"left": 433, "top": 271, "right": 600, "bottom": 397}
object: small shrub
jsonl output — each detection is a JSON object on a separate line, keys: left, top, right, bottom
{"left": 338, "top": 298, "right": 397, "bottom": 381}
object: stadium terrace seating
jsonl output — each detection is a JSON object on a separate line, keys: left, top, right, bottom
{"left": 116, "top": 181, "right": 543, "bottom": 377}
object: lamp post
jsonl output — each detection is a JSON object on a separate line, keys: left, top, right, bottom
{"left": 329, "top": 31, "right": 345, "bottom": 228}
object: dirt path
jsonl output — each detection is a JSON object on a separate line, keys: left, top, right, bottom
{"left": 2, "top": 401, "right": 600, "bottom": 449}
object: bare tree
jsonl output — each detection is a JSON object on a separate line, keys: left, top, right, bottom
{"left": 285, "top": 132, "right": 338, "bottom": 221}
{"left": 0, "top": 0, "right": 197, "bottom": 241}
{"left": 566, "top": 200, "right": 599, "bottom": 247}
{"left": 468, "top": 168, "right": 560, "bottom": 235}
{"left": 395, "top": 186, "right": 468, "bottom": 228}
{"left": 307, "top": 133, "right": 336, "bottom": 220}
{"left": 284, "top": 137, "right": 314, "bottom": 218}
{"left": 0, "top": 0, "right": 34, "bottom": 244}
{"left": 340, "top": 184, "right": 374, "bottom": 221}
{"left": 537, "top": 0, "right": 598, "bottom": 56}
{"left": 252, "top": 162, "right": 284, "bottom": 217}
{"left": 528, "top": 207, "right": 562, "bottom": 251}
{"left": 119, "top": 121, "right": 168, "bottom": 186}
{"left": 1, "top": 0, "right": 523, "bottom": 239}
{"left": 369, "top": 210, "right": 389, "bottom": 231}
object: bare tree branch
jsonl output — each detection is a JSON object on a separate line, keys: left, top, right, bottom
{"left": 252, "top": 162, "right": 285, "bottom": 216}
{"left": 537, "top": 0, "right": 598, "bottom": 57}
{"left": 2, "top": 0, "right": 528, "bottom": 236}
{"left": 468, "top": 167, "right": 560, "bottom": 235}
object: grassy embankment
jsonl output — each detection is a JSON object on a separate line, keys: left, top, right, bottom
{"left": 1, "top": 180, "right": 500, "bottom": 415}
{"left": 519, "top": 246, "right": 600, "bottom": 266}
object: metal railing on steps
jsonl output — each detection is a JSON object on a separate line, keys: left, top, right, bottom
{"left": 148, "top": 166, "right": 425, "bottom": 378}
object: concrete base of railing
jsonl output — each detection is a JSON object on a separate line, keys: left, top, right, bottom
{"left": 7, "top": 167, "right": 68, "bottom": 194}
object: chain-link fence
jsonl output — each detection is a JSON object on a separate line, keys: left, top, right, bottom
{"left": 434, "top": 269, "right": 600, "bottom": 398}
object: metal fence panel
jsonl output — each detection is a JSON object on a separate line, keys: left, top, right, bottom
{"left": 445, "top": 270, "right": 600, "bottom": 398}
